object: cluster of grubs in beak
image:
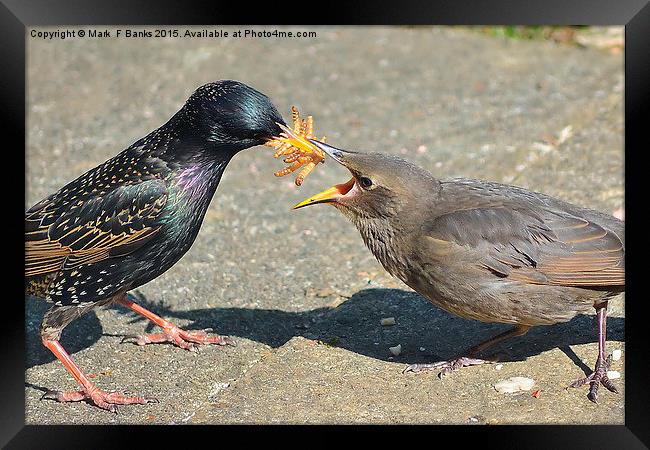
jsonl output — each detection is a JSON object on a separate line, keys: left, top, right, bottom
{"left": 264, "top": 106, "right": 327, "bottom": 186}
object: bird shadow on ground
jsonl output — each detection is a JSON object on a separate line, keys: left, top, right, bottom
{"left": 26, "top": 288, "right": 624, "bottom": 371}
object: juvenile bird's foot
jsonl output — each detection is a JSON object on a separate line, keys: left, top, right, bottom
{"left": 569, "top": 354, "right": 618, "bottom": 403}
{"left": 403, "top": 357, "right": 488, "bottom": 378}
{"left": 41, "top": 386, "right": 158, "bottom": 413}
{"left": 122, "top": 326, "right": 235, "bottom": 352}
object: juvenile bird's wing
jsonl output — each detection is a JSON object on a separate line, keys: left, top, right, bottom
{"left": 25, "top": 178, "right": 168, "bottom": 277}
{"left": 422, "top": 202, "right": 624, "bottom": 288}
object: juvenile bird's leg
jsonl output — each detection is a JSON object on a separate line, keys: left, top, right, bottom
{"left": 40, "top": 338, "right": 158, "bottom": 413}
{"left": 117, "top": 295, "right": 235, "bottom": 351}
{"left": 569, "top": 304, "right": 618, "bottom": 403}
{"left": 404, "top": 324, "right": 531, "bottom": 378}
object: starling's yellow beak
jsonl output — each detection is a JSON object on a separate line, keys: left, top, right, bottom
{"left": 275, "top": 123, "right": 320, "bottom": 155}
{"left": 293, "top": 178, "right": 355, "bottom": 209}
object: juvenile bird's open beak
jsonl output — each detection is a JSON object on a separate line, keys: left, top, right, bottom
{"left": 293, "top": 178, "right": 355, "bottom": 209}
{"left": 293, "top": 140, "right": 356, "bottom": 209}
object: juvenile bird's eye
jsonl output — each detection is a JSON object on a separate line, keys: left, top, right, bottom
{"left": 359, "top": 177, "right": 373, "bottom": 189}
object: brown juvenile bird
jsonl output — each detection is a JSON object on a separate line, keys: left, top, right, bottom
{"left": 294, "top": 141, "right": 624, "bottom": 403}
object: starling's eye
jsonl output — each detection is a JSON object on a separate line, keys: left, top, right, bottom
{"left": 359, "top": 177, "right": 373, "bottom": 189}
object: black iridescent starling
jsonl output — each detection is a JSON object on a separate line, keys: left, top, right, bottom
{"left": 25, "top": 80, "right": 285, "bottom": 411}
{"left": 295, "top": 141, "right": 625, "bottom": 403}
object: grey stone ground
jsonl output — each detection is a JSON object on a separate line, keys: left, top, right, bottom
{"left": 25, "top": 26, "right": 624, "bottom": 424}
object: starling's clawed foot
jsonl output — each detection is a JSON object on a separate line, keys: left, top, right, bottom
{"left": 403, "top": 357, "right": 488, "bottom": 378}
{"left": 41, "top": 387, "right": 158, "bottom": 413}
{"left": 116, "top": 297, "right": 235, "bottom": 351}
{"left": 569, "top": 354, "right": 618, "bottom": 403}
{"left": 122, "top": 326, "right": 235, "bottom": 351}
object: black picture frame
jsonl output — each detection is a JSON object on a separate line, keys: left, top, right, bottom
{"left": 3, "top": 1, "right": 648, "bottom": 448}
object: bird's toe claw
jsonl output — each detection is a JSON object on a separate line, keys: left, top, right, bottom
{"left": 403, "top": 362, "right": 441, "bottom": 374}
{"left": 602, "top": 377, "right": 619, "bottom": 394}
{"left": 120, "top": 335, "right": 145, "bottom": 345}
{"left": 569, "top": 377, "right": 587, "bottom": 389}
{"left": 402, "top": 364, "right": 421, "bottom": 374}
{"left": 40, "top": 389, "right": 59, "bottom": 401}
{"left": 188, "top": 343, "right": 200, "bottom": 352}
{"left": 587, "top": 384, "right": 600, "bottom": 404}
{"left": 222, "top": 336, "right": 237, "bottom": 346}
{"left": 404, "top": 357, "right": 487, "bottom": 378}
{"left": 570, "top": 355, "right": 619, "bottom": 402}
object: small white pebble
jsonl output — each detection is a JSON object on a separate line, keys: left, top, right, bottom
{"left": 380, "top": 317, "right": 396, "bottom": 326}
{"left": 607, "top": 370, "right": 621, "bottom": 380}
{"left": 209, "top": 382, "right": 230, "bottom": 397}
{"left": 532, "top": 142, "right": 554, "bottom": 153}
{"left": 557, "top": 125, "right": 573, "bottom": 145}
{"left": 495, "top": 364, "right": 504, "bottom": 371}
{"left": 612, "top": 349, "right": 622, "bottom": 361}
{"left": 494, "top": 377, "right": 535, "bottom": 394}
{"left": 419, "top": 347, "right": 426, "bottom": 352}
{"left": 389, "top": 344, "right": 402, "bottom": 356}
{"left": 181, "top": 411, "right": 196, "bottom": 423}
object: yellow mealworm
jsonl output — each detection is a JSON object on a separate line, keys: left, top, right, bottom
{"left": 264, "top": 106, "right": 327, "bottom": 185}
{"left": 295, "top": 162, "right": 316, "bottom": 186}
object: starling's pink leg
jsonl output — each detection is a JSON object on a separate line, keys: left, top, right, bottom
{"left": 569, "top": 305, "right": 618, "bottom": 403}
{"left": 404, "top": 325, "right": 531, "bottom": 377}
{"left": 117, "top": 295, "right": 235, "bottom": 351}
{"left": 41, "top": 338, "right": 158, "bottom": 413}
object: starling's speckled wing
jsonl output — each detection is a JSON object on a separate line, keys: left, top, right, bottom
{"left": 25, "top": 178, "right": 168, "bottom": 278}
{"left": 424, "top": 205, "right": 624, "bottom": 287}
